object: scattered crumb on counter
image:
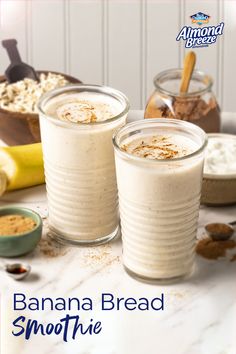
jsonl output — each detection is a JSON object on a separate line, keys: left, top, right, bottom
{"left": 38, "top": 235, "right": 68, "bottom": 258}
{"left": 81, "top": 244, "right": 120, "bottom": 267}
{"left": 36, "top": 218, "right": 68, "bottom": 258}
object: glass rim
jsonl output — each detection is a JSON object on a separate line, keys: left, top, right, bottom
{"left": 153, "top": 68, "right": 213, "bottom": 97}
{"left": 38, "top": 84, "right": 130, "bottom": 128}
{"left": 113, "top": 118, "right": 208, "bottom": 164}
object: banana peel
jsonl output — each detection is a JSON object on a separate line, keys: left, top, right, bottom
{"left": 0, "top": 143, "right": 45, "bottom": 194}
{"left": 0, "top": 170, "right": 7, "bottom": 195}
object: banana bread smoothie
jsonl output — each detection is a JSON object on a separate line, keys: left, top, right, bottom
{"left": 39, "top": 85, "right": 129, "bottom": 245}
{"left": 113, "top": 119, "right": 207, "bottom": 282}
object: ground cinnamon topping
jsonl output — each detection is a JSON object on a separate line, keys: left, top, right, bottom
{"left": 56, "top": 100, "right": 115, "bottom": 123}
{"left": 121, "top": 135, "right": 189, "bottom": 160}
{"left": 196, "top": 237, "right": 236, "bottom": 260}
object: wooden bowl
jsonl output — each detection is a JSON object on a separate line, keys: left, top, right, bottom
{"left": 0, "top": 71, "right": 81, "bottom": 146}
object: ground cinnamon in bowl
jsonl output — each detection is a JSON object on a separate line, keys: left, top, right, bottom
{"left": 0, "top": 214, "right": 36, "bottom": 236}
{"left": 206, "top": 223, "right": 232, "bottom": 235}
{"left": 205, "top": 223, "right": 234, "bottom": 240}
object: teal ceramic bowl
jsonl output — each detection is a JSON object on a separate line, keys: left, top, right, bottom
{"left": 0, "top": 206, "right": 42, "bottom": 257}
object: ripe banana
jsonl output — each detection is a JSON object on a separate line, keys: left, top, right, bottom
{"left": 0, "top": 143, "right": 45, "bottom": 195}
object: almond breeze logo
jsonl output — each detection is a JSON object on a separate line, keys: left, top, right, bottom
{"left": 190, "top": 12, "right": 210, "bottom": 26}
{"left": 176, "top": 13, "right": 224, "bottom": 48}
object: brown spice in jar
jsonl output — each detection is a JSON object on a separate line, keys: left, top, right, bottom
{"left": 144, "top": 95, "right": 220, "bottom": 133}
{"left": 0, "top": 214, "right": 36, "bottom": 236}
{"left": 145, "top": 96, "right": 215, "bottom": 121}
{"left": 196, "top": 237, "right": 236, "bottom": 260}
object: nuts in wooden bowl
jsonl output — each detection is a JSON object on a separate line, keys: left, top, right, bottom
{"left": 0, "top": 71, "right": 81, "bottom": 145}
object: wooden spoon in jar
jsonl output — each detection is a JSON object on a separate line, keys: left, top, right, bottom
{"left": 180, "top": 51, "right": 196, "bottom": 94}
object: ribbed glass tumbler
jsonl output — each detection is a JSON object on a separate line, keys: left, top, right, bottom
{"left": 113, "top": 119, "right": 207, "bottom": 283}
{"left": 38, "top": 84, "right": 129, "bottom": 245}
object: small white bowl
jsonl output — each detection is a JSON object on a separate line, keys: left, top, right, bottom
{"left": 201, "top": 133, "right": 236, "bottom": 206}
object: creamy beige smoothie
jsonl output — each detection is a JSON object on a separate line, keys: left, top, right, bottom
{"left": 38, "top": 85, "right": 129, "bottom": 245}
{"left": 113, "top": 119, "right": 207, "bottom": 282}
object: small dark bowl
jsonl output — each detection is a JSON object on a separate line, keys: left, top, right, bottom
{"left": 0, "top": 71, "right": 82, "bottom": 146}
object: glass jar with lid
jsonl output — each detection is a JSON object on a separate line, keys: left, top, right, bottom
{"left": 144, "top": 69, "right": 220, "bottom": 133}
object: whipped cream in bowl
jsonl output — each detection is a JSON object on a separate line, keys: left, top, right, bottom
{"left": 204, "top": 134, "right": 236, "bottom": 178}
{"left": 201, "top": 133, "right": 236, "bottom": 206}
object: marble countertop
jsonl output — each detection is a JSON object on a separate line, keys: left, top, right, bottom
{"left": 1, "top": 111, "right": 236, "bottom": 354}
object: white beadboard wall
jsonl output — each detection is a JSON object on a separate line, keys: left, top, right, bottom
{"left": 0, "top": 0, "right": 235, "bottom": 111}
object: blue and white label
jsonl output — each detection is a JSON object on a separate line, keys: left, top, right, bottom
{"left": 190, "top": 12, "right": 210, "bottom": 26}
{"left": 176, "top": 22, "right": 224, "bottom": 48}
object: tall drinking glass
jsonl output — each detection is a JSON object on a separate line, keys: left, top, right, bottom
{"left": 38, "top": 85, "right": 129, "bottom": 245}
{"left": 113, "top": 118, "right": 207, "bottom": 282}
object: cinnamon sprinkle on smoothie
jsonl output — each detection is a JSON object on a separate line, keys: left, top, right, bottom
{"left": 121, "top": 135, "right": 194, "bottom": 160}
{"left": 56, "top": 100, "right": 117, "bottom": 123}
